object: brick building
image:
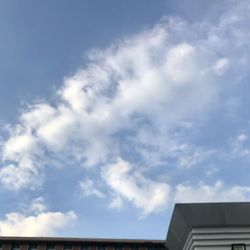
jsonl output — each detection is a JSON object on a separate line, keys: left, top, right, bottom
{"left": 0, "top": 237, "right": 166, "bottom": 250}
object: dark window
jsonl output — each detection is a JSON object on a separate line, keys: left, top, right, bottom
{"left": 64, "top": 245, "right": 73, "bottom": 250}
{"left": 131, "top": 246, "right": 139, "bottom": 250}
{"left": 29, "top": 244, "right": 38, "bottom": 250}
{"left": 97, "top": 246, "right": 105, "bottom": 250}
{"left": 46, "top": 244, "right": 55, "bottom": 250}
{"left": 11, "top": 244, "right": 20, "bottom": 250}
{"left": 114, "top": 246, "right": 123, "bottom": 250}
{"left": 232, "top": 245, "right": 246, "bottom": 250}
{"left": 81, "top": 245, "right": 89, "bottom": 250}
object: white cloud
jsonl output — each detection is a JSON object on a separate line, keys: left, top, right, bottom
{"left": 177, "top": 146, "right": 215, "bottom": 169}
{"left": 102, "top": 159, "right": 171, "bottom": 215}
{"left": 20, "top": 103, "right": 57, "bottom": 129}
{"left": 174, "top": 181, "right": 250, "bottom": 203}
{"left": 133, "top": 130, "right": 214, "bottom": 169}
{"left": 3, "top": 134, "right": 37, "bottom": 161}
{"left": 237, "top": 133, "right": 248, "bottom": 142}
{"left": 213, "top": 58, "right": 230, "bottom": 75}
{"left": 0, "top": 211, "right": 77, "bottom": 236}
{"left": 36, "top": 107, "right": 78, "bottom": 150}
{"left": 102, "top": 157, "right": 250, "bottom": 214}
{"left": 80, "top": 179, "right": 105, "bottom": 198}
{"left": 108, "top": 196, "right": 124, "bottom": 210}
{"left": 29, "top": 197, "right": 47, "bottom": 214}
{"left": 1, "top": 18, "right": 223, "bottom": 189}
{"left": 0, "top": 197, "right": 77, "bottom": 236}
{"left": 230, "top": 132, "right": 250, "bottom": 159}
{"left": 165, "top": 43, "right": 199, "bottom": 83}
{"left": 206, "top": 165, "right": 219, "bottom": 177}
{"left": 0, "top": 160, "right": 42, "bottom": 191}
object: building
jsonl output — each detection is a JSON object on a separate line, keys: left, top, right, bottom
{"left": 0, "top": 237, "right": 166, "bottom": 250}
{"left": 165, "top": 202, "right": 250, "bottom": 250}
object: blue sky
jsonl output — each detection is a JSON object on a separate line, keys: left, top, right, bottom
{"left": 0, "top": 0, "right": 250, "bottom": 239}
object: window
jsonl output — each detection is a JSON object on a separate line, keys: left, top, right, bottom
{"left": 81, "top": 245, "right": 89, "bottom": 250}
{"left": 46, "top": 244, "right": 55, "bottom": 250}
{"left": 232, "top": 245, "right": 246, "bottom": 250}
{"left": 11, "top": 244, "right": 20, "bottom": 250}
{"left": 63, "top": 245, "right": 73, "bottom": 250}
{"left": 114, "top": 245, "right": 123, "bottom": 250}
{"left": 0, "top": 242, "right": 3, "bottom": 250}
{"left": 131, "top": 246, "right": 139, "bottom": 250}
{"left": 148, "top": 247, "right": 165, "bottom": 250}
{"left": 97, "top": 246, "right": 105, "bottom": 250}
{"left": 29, "top": 244, "right": 38, "bottom": 250}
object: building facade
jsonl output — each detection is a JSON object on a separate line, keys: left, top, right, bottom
{"left": 0, "top": 237, "right": 166, "bottom": 250}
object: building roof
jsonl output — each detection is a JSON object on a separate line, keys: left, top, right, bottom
{"left": 165, "top": 202, "right": 250, "bottom": 250}
{"left": 0, "top": 236, "right": 165, "bottom": 245}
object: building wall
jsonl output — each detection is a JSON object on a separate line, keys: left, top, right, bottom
{"left": 183, "top": 227, "right": 250, "bottom": 250}
{"left": 0, "top": 240, "right": 166, "bottom": 250}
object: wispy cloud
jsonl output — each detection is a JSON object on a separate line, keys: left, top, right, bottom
{"left": 174, "top": 181, "right": 250, "bottom": 203}
{"left": 80, "top": 179, "right": 106, "bottom": 198}
{"left": 102, "top": 159, "right": 171, "bottom": 216}
{"left": 230, "top": 133, "right": 250, "bottom": 158}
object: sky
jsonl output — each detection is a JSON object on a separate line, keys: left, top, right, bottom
{"left": 0, "top": 0, "right": 250, "bottom": 240}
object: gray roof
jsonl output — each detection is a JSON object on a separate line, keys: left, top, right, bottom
{"left": 165, "top": 202, "right": 250, "bottom": 250}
